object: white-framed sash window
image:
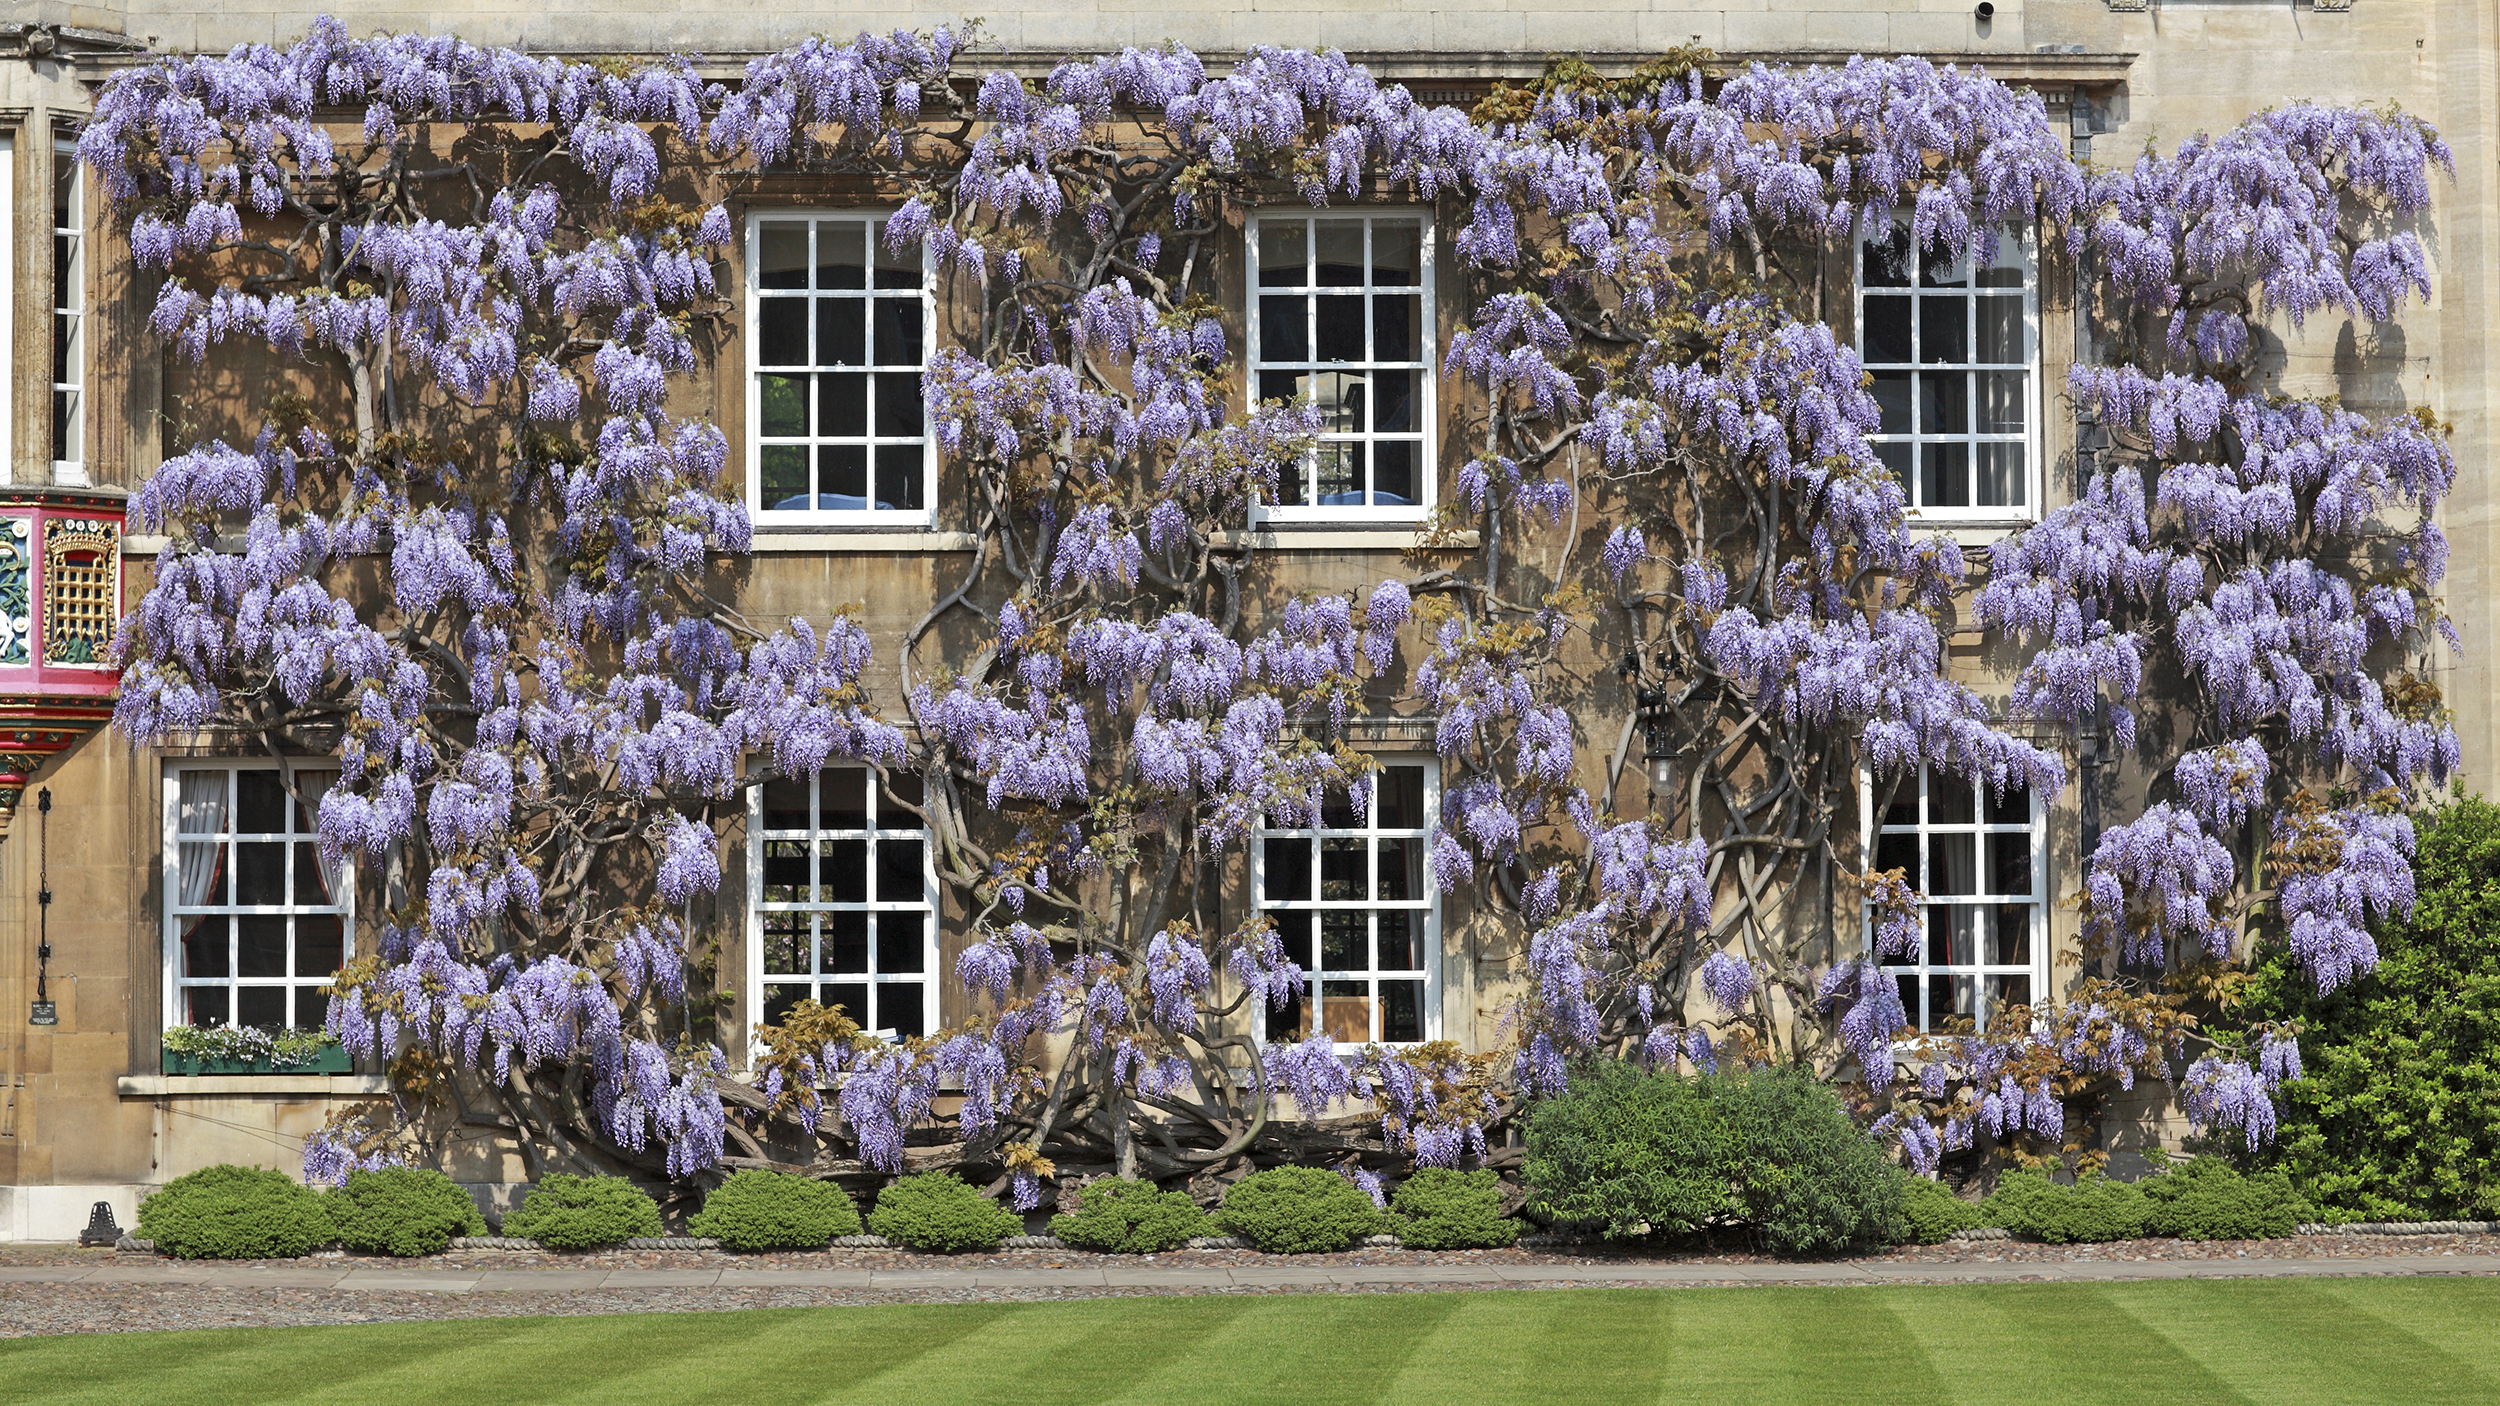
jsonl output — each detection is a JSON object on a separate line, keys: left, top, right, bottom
{"left": 1862, "top": 763, "right": 2046, "bottom": 1034}
{"left": 1856, "top": 223, "right": 2038, "bottom": 524}
{"left": 1253, "top": 760, "right": 1440, "bottom": 1048}
{"left": 745, "top": 213, "right": 935, "bottom": 525}
{"left": 51, "top": 136, "right": 80, "bottom": 486}
{"left": 163, "top": 765, "right": 348, "bottom": 1031}
{"left": 749, "top": 767, "right": 937, "bottom": 1041}
{"left": 1248, "top": 211, "right": 1434, "bottom": 521}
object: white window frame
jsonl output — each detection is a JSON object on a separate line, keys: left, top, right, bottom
{"left": 747, "top": 766, "right": 938, "bottom": 1046}
{"left": 743, "top": 211, "right": 936, "bottom": 527}
{"left": 1854, "top": 220, "right": 2040, "bottom": 527}
{"left": 51, "top": 136, "right": 81, "bottom": 487}
{"left": 1251, "top": 759, "right": 1442, "bottom": 1051}
{"left": 162, "top": 763, "right": 351, "bottom": 1034}
{"left": 1246, "top": 209, "right": 1436, "bottom": 524}
{"left": 1859, "top": 763, "right": 2047, "bottom": 1036}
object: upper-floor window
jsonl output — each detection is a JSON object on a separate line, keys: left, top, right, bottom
{"left": 751, "top": 767, "right": 935, "bottom": 1041}
{"left": 165, "top": 765, "right": 347, "bottom": 1032}
{"left": 1863, "top": 763, "right": 2044, "bottom": 1035}
{"left": 52, "top": 138, "right": 81, "bottom": 486}
{"left": 1249, "top": 212, "right": 1433, "bottom": 521}
{"left": 746, "top": 214, "right": 932, "bottom": 524}
{"left": 1857, "top": 225, "right": 2036, "bottom": 523}
{"left": 1256, "top": 761, "right": 1439, "bottom": 1048}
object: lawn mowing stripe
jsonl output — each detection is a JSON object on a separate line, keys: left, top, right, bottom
{"left": 1368, "top": 1284, "right": 1681, "bottom": 1406}
{"left": 0, "top": 1315, "right": 559, "bottom": 1406}
{"left": 1647, "top": 1284, "right": 1953, "bottom": 1406}
{"left": 2103, "top": 1277, "right": 2500, "bottom": 1406}
{"left": 1083, "top": 1288, "right": 1474, "bottom": 1406}
{"left": 1883, "top": 1281, "right": 2261, "bottom": 1406}
{"left": 833, "top": 1295, "right": 1271, "bottom": 1406}
{"left": 2302, "top": 1274, "right": 2500, "bottom": 1390}
{"left": 396, "top": 1304, "right": 820, "bottom": 1406}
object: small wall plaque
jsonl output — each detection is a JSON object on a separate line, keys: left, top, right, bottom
{"left": 29, "top": 1000, "right": 55, "bottom": 1025}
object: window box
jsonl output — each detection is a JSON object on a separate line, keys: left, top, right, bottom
{"left": 160, "top": 1040, "right": 353, "bottom": 1076}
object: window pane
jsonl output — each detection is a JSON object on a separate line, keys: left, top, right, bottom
{"left": 1320, "top": 838, "right": 1369, "bottom": 900}
{"left": 1371, "top": 223, "right": 1420, "bottom": 285}
{"left": 1315, "top": 295, "right": 1363, "bottom": 361}
{"left": 297, "top": 915, "right": 344, "bottom": 976}
{"left": 1919, "top": 298, "right": 1967, "bottom": 363}
{"left": 1861, "top": 229, "right": 1912, "bottom": 287}
{"left": 183, "top": 916, "right": 231, "bottom": 977}
{"left": 760, "top": 374, "right": 808, "bottom": 436}
{"left": 1320, "top": 980, "right": 1370, "bottom": 1042}
{"left": 1873, "top": 832, "right": 1917, "bottom": 876}
{"left": 1376, "top": 838, "right": 1418, "bottom": 901}
{"left": 764, "top": 983, "right": 811, "bottom": 1026}
{"left": 1929, "top": 778, "right": 1976, "bottom": 825}
{"left": 1978, "top": 294, "right": 2025, "bottom": 363}
{"left": 763, "top": 778, "right": 811, "bottom": 831}
{"left": 1259, "top": 222, "right": 1307, "bottom": 286}
{"left": 292, "top": 843, "right": 329, "bottom": 906}
{"left": 1376, "top": 910, "right": 1416, "bottom": 970}
{"left": 1262, "top": 295, "right": 1309, "bottom": 361}
{"left": 1264, "top": 838, "right": 1312, "bottom": 901}
{"left": 1373, "top": 442, "right": 1418, "bottom": 505}
{"left": 878, "top": 772, "right": 924, "bottom": 828}
{"left": 761, "top": 916, "right": 810, "bottom": 974}
{"left": 238, "top": 916, "right": 289, "bottom": 977}
{"left": 821, "top": 372, "right": 867, "bottom": 436}
{"left": 1985, "top": 785, "right": 2031, "bottom": 827}
{"left": 817, "top": 445, "right": 867, "bottom": 502}
{"left": 823, "top": 838, "right": 868, "bottom": 902}
{"left": 292, "top": 987, "right": 329, "bottom": 1031}
{"left": 757, "top": 222, "right": 809, "bottom": 289}
{"left": 1320, "top": 911, "right": 1367, "bottom": 971}
{"left": 1991, "top": 904, "right": 2033, "bottom": 966}
{"left": 1315, "top": 220, "right": 1364, "bottom": 286}
{"left": 1985, "top": 973, "right": 2031, "bottom": 1018}
{"left": 235, "top": 842, "right": 284, "bottom": 905}
{"left": 1977, "top": 444, "right": 2024, "bottom": 507}
{"left": 1919, "top": 243, "right": 1966, "bottom": 288}
{"left": 883, "top": 984, "right": 926, "bottom": 1040}
{"left": 1978, "top": 371, "right": 2025, "bottom": 433}
{"left": 1381, "top": 979, "right": 1423, "bottom": 1043}
{"left": 1377, "top": 767, "right": 1426, "bottom": 829}
{"left": 875, "top": 837, "right": 923, "bottom": 904}
{"left": 1920, "top": 443, "right": 1969, "bottom": 508}
{"left": 1315, "top": 443, "right": 1364, "bottom": 503}
{"left": 871, "top": 298, "right": 922, "bottom": 366}
{"left": 1266, "top": 991, "right": 1310, "bottom": 1044}
{"left": 1861, "top": 296, "right": 1911, "bottom": 363}
{"left": 875, "top": 446, "right": 923, "bottom": 511}
{"left": 758, "top": 299, "right": 807, "bottom": 366}
{"left": 815, "top": 222, "right": 865, "bottom": 289}
{"left": 1926, "top": 974, "right": 1974, "bottom": 1029}
{"left": 1987, "top": 832, "right": 2032, "bottom": 896}
{"left": 1926, "top": 906, "right": 1977, "bottom": 966}
{"left": 1918, "top": 373, "right": 1968, "bottom": 435}
{"left": 1259, "top": 370, "right": 1305, "bottom": 406}
{"left": 1373, "top": 294, "right": 1419, "bottom": 361}
{"left": 185, "top": 986, "right": 229, "bottom": 1028}
{"left": 874, "top": 373, "right": 922, "bottom": 437}
{"left": 1895, "top": 974, "right": 1919, "bottom": 1032}
{"left": 760, "top": 445, "right": 809, "bottom": 507}
{"left": 1870, "top": 371, "right": 1911, "bottom": 434}
{"left": 1876, "top": 442, "right": 1912, "bottom": 490}
{"left": 1269, "top": 911, "right": 1313, "bottom": 970}
{"left": 1372, "top": 369, "right": 1416, "bottom": 433}
{"left": 1928, "top": 836, "right": 1976, "bottom": 895}
{"left": 824, "top": 982, "right": 869, "bottom": 1025}
{"left": 237, "top": 771, "right": 287, "bottom": 832}
{"left": 815, "top": 300, "right": 866, "bottom": 366}
{"left": 825, "top": 912, "right": 870, "bottom": 974}
{"left": 237, "top": 985, "right": 286, "bottom": 1027}
{"left": 820, "top": 771, "right": 868, "bottom": 829}
{"left": 1312, "top": 371, "right": 1363, "bottom": 434}
{"left": 877, "top": 912, "right": 925, "bottom": 974}
{"left": 872, "top": 225, "right": 919, "bottom": 288}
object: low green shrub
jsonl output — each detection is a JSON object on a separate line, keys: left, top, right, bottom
{"left": 1390, "top": 1168, "right": 1518, "bottom": 1249}
{"left": 2143, "top": 1157, "right": 2313, "bottom": 1240}
{"left": 1216, "top": 1166, "right": 1384, "bottom": 1253}
{"left": 500, "top": 1174, "right": 664, "bottom": 1249}
{"left": 1899, "top": 1175, "right": 1983, "bottom": 1245}
{"left": 866, "top": 1172, "right": 1022, "bottom": 1253}
{"left": 325, "top": 1167, "right": 486, "bottom": 1257}
{"left": 1982, "top": 1169, "right": 2150, "bottom": 1244}
{"left": 1048, "top": 1179, "right": 1209, "bottom": 1253}
{"left": 138, "top": 1164, "right": 334, "bottom": 1260}
{"left": 1521, "top": 1060, "right": 1907, "bottom": 1253}
{"left": 689, "top": 1170, "right": 862, "bottom": 1251}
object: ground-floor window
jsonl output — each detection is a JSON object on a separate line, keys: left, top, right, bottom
{"left": 751, "top": 767, "right": 935, "bottom": 1040}
{"left": 1256, "top": 760, "right": 1439, "bottom": 1048}
{"left": 1864, "top": 763, "right": 2045, "bottom": 1033}
{"left": 164, "top": 764, "right": 347, "bottom": 1030}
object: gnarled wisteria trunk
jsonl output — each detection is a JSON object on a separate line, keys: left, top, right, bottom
{"left": 87, "top": 20, "right": 2456, "bottom": 1201}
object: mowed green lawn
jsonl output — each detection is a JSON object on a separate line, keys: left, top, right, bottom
{"left": 3, "top": 1278, "right": 2494, "bottom": 1406}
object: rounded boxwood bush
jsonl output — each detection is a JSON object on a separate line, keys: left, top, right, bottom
{"left": 1982, "top": 1169, "right": 2150, "bottom": 1243}
{"left": 138, "top": 1164, "right": 334, "bottom": 1260}
{"left": 689, "top": 1169, "right": 862, "bottom": 1251}
{"left": 1391, "top": 1168, "right": 1517, "bottom": 1249}
{"left": 1048, "top": 1178, "right": 1209, "bottom": 1254}
{"left": 2143, "top": 1157, "right": 2312, "bottom": 1240}
{"left": 866, "top": 1172, "right": 1022, "bottom": 1252}
{"left": 500, "top": 1174, "right": 664, "bottom": 1249}
{"left": 326, "top": 1167, "right": 487, "bottom": 1257}
{"left": 1216, "top": 1166, "right": 1383, "bottom": 1253}
{"left": 1521, "top": 1060, "right": 1907, "bottom": 1253}
{"left": 1899, "top": 1174, "right": 1983, "bottom": 1245}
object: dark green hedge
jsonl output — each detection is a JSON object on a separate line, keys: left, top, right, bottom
{"left": 1216, "top": 1166, "right": 1383, "bottom": 1253}
{"left": 138, "top": 1165, "right": 333, "bottom": 1259}
{"left": 326, "top": 1167, "right": 486, "bottom": 1257}
{"left": 866, "top": 1172, "right": 1022, "bottom": 1253}
{"left": 501, "top": 1174, "right": 664, "bottom": 1249}
{"left": 1049, "top": 1178, "right": 1208, "bottom": 1253}
{"left": 689, "top": 1170, "right": 862, "bottom": 1251}
{"left": 1390, "top": 1168, "right": 1518, "bottom": 1249}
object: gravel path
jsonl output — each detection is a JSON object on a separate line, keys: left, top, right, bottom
{"left": 2, "top": 1236, "right": 2492, "bottom": 1338}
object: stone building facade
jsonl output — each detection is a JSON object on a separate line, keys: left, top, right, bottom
{"left": 0, "top": 0, "right": 2494, "bottom": 1238}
